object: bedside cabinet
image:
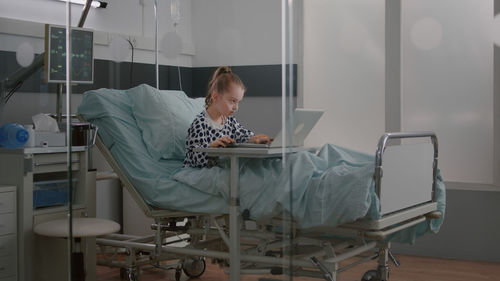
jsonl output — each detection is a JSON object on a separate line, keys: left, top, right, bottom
{"left": 0, "top": 186, "right": 16, "bottom": 281}
{"left": 0, "top": 147, "right": 96, "bottom": 281}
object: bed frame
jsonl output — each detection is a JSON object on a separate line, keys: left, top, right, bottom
{"left": 92, "top": 130, "right": 442, "bottom": 281}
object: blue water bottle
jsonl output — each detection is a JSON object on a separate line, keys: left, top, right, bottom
{"left": 0, "top": 123, "right": 29, "bottom": 148}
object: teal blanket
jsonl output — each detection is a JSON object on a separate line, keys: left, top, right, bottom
{"left": 173, "top": 144, "right": 380, "bottom": 228}
{"left": 78, "top": 85, "right": 445, "bottom": 243}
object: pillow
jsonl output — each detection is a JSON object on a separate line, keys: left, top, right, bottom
{"left": 78, "top": 88, "right": 134, "bottom": 124}
{"left": 128, "top": 84, "right": 205, "bottom": 160}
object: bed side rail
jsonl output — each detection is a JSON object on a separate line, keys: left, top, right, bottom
{"left": 375, "top": 131, "right": 438, "bottom": 216}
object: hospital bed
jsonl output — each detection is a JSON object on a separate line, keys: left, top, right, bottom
{"left": 78, "top": 84, "right": 445, "bottom": 281}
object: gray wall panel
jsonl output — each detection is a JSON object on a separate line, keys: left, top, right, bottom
{"left": 392, "top": 189, "right": 500, "bottom": 262}
{"left": 1, "top": 51, "right": 293, "bottom": 98}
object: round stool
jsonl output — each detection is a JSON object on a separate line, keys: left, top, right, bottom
{"left": 34, "top": 218, "right": 120, "bottom": 281}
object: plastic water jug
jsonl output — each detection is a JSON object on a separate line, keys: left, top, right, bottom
{"left": 0, "top": 123, "right": 29, "bottom": 148}
{"left": 24, "top": 124, "right": 35, "bottom": 147}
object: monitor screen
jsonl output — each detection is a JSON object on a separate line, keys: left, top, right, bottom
{"left": 45, "top": 24, "right": 94, "bottom": 84}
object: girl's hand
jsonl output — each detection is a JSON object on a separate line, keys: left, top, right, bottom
{"left": 249, "top": 134, "right": 273, "bottom": 144}
{"left": 210, "top": 137, "right": 235, "bottom": 148}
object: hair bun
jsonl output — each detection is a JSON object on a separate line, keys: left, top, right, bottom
{"left": 216, "top": 66, "right": 232, "bottom": 76}
{"left": 220, "top": 66, "right": 232, "bottom": 73}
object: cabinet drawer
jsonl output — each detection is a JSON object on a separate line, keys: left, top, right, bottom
{"left": 33, "top": 152, "right": 81, "bottom": 173}
{"left": 0, "top": 256, "right": 15, "bottom": 279}
{"left": 0, "top": 276, "right": 16, "bottom": 281}
{"left": 0, "top": 193, "right": 14, "bottom": 214}
{"left": 0, "top": 235, "right": 16, "bottom": 257}
{"left": 0, "top": 214, "right": 15, "bottom": 236}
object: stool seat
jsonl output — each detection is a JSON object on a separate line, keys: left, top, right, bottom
{"left": 34, "top": 218, "right": 120, "bottom": 238}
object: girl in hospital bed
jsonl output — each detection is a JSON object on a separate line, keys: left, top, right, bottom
{"left": 183, "top": 66, "right": 272, "bottom": 168}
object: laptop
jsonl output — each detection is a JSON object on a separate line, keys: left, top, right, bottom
{"left": 229, "top": 108, "right": 324, "bottom": 148}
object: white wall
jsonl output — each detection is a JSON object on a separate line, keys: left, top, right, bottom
{"left": 0, "top": 0, "right": 181, "bottom": 40}
{"left": 191, "top": 0, "right": 281, "bottom": 67}
{"left": 303, "top": 0, "right": 386, "bottom": 153}
{"left": 0, "top": 0, "right": 195, "bottom": 66}
{"left": 401, "top": 0, "right": 494, "bottom": 184}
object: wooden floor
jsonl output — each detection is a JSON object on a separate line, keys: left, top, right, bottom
{"left": 96, "top": 254, "right": 500, "bottom": 281}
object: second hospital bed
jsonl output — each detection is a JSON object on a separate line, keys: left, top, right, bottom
{"left": 78, "top": 84, "right": 445, "bottom": 281}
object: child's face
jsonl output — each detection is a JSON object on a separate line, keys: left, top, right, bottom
{"left": 213, "top": 84, "right": 244, "bottom": 117}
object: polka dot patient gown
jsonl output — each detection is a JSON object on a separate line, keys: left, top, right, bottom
{"left": 183, "top": 111, "right": 255, "bottom": 168}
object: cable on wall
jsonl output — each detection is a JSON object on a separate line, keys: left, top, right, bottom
{"left": 126, "top": 37, "right": 135, "bottom": 88}
{"left": 177, "top": 64, "right": 183, "bottom": 92}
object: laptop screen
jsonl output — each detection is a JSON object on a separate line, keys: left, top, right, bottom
{"left": 233, "top": 108, "right": 324, "bottom": 148}
{"left": 271, "top": 108, "right": 324, "bottom": 147}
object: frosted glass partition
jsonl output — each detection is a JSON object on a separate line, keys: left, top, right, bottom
{"left": 401, "top": 0, "right": 494, "bottom": 183}
{"left": 303, "top": 0, "right": 386, "bottom": 154}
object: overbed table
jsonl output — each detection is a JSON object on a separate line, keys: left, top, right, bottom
{"left": 195, "top": 146, "right": 315, "bottom": 281}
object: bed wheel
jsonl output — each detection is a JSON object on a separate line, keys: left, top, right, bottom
{"left": 120, "top": 268, "right": 126, "bottom": 279}
{"left": 182, "top": 257, "right": 206, "bottom": 278}
{"left": 120, "top": 267, "right": 138, "bottom": 281}
{"left": 175, "top": 267, "right": 182, "bottom": 281}
{"left": 361, "top": 269, "right": 380, "bottom": 281}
